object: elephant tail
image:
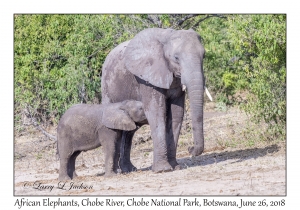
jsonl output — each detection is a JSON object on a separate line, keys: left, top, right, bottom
{"left": 56, "top": 137, "right": 60, "bottom": 160}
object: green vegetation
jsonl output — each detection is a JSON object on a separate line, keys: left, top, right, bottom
{"left": 14, "top": 14, "right": 146, "bottom": 131}
{"left": 199, "top": 14, "right": 286, "bottom": 141}
{"left": 14, "top": 14, "right": 286, "bottom": 142}
{"left": 227, "top": 15, "right": 286, "bottom": 140}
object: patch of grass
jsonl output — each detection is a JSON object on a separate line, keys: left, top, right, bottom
{"left": 36, "top": 153, "right": 43, "bottom": 160}
{"left": 215, "top": 102, "right": 227, "bottom": 112}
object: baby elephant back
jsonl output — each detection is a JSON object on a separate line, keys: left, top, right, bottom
{"left": 58, "top": 104, "right": 103, "bottom": 141}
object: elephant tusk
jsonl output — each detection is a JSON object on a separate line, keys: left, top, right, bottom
{"left": 205, "top": 86, "right": 213, "bottom": 101}
{"left": 182, "top": 84, "right": 187, "bottom": 92}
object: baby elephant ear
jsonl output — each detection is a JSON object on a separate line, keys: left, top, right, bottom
{"left": 102, "top": 104, "right": 136, "bottom": 131}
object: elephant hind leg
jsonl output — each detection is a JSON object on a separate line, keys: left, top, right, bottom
{"left": 68, "top": 151, "right": 81, "bottom": 179}
{"left": 58, "top": 157, "right": 71, "bottom": 181}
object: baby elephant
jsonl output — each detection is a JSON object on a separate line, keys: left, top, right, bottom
{"left": 57, "top": 100, "right": 146, "bottom": 181}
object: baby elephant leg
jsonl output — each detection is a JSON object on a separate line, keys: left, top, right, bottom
{"left": 58, "top": 135, "right": 73, "bottom": 181}
{"left": 58, "top": 150, "right": 72, "bottom": 181}
{"left": 59, "top": 158, "right": 71, "bottom": 181}
{"left": 68, "top": 151, "right": 81, "bottom": 179}
{"left": 100, "top": 128, "right": 121, "bottom": 177}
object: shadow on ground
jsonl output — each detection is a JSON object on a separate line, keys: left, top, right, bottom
{"left": 95, "top": 144, "right": 281, "bottom": 174}
{"left": 136, "top": 144, "right": 281, "bottom": 172}
{"left": 177, "top": 144, "right": 281, "bottom": 169}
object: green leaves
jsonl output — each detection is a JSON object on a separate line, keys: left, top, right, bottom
{"left": 222, "top": 72, "right": 238, "bottom": 89}
{"left": 195, "top": 14, "right": 286, "bottom": 140}
{"left": 225, "top": 15, "right": 286, "bottom": 140}
{"left": 14, "top": 14, "right": 155, "bottom": 129}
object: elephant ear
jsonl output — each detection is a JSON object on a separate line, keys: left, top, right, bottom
{"left": 102, "top": 104, "right": 136, "bottom": 131}
{"left": 124, "top": 28, "right": 173, "bottom": 89}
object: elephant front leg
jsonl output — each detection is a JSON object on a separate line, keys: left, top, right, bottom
{"left": 142, "top": 94, "right": 172, "bottom": 172}
{"left": 148, "top": 114, "right": 173, "bottom": 172}
{"left": 101, "top": 129, "right": 119, "bottom": 177}
{"left": 166, "top": 92, "right": 185, "bottom": 170}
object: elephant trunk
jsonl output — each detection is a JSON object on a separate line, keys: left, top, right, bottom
{"left": 184, "top": 65, "right": 205, "bottom": 156}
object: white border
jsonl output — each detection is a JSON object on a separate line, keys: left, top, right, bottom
{"left": 3, "top": 0, "right": 297, "bottom": 209}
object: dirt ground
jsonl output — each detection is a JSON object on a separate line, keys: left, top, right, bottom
{"left": 14, "top": 102, "right": 286, "bottom": 196}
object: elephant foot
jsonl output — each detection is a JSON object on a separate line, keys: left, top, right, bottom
{"left": 169, "top": 159, "right": 181, "bottom": 170}
{"left": 188, "top": 146, "right": 204, "bottom": 157}
{"left": 173, "top": 164, "right": 182, "bottom": 170}
{"left": 58, "top": 174, "right": 71, "bottom": 181}
{"left": 152, "top": 161, "right": 173, "bottom": 173}
{"left": 120, "top": 162, "right": 137, "bottom": 173}
{"left": 104, "top": 171, "right": 117, "bottom": 178}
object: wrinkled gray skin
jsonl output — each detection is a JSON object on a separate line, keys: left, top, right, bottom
{"left": 101, "top": 28, "right": 205, "bottom": 173}
{"left": 57, "top": 100, "right": 146, "bottom": 181}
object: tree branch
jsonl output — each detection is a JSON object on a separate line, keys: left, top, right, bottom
{"left": 147, "top": 15, "right": 162, "bottom": 28}
{"left": 177, "top": 14, "right": 200, "bottom": 26}
{"left": 24, "top": 106, "right": 57, "bottom": 141}
{"left": 189, "top": 14, "right": 227, "bottom": 29}
{"left": 87, "top": 48, "right": 102, "bottom": 59}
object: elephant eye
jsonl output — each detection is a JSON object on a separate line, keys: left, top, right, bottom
{"left": 174, "top": 55, "right": 179, "bottom": 63}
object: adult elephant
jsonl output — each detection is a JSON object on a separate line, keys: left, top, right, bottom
{"left": 101, "top": 28, "right": 208, "bottom": 173}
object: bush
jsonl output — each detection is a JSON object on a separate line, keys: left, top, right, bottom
{"left": 226, "top": 15, "right": 286, "bottom": 140}
{"left": 14, "top": 14, "right": 163, "bottom": 133}
{"left": 14, "top": 15, "right": 76, "bottom": 130}
{"left": 196, "top": 14, "right": 286, "bottom": 140}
